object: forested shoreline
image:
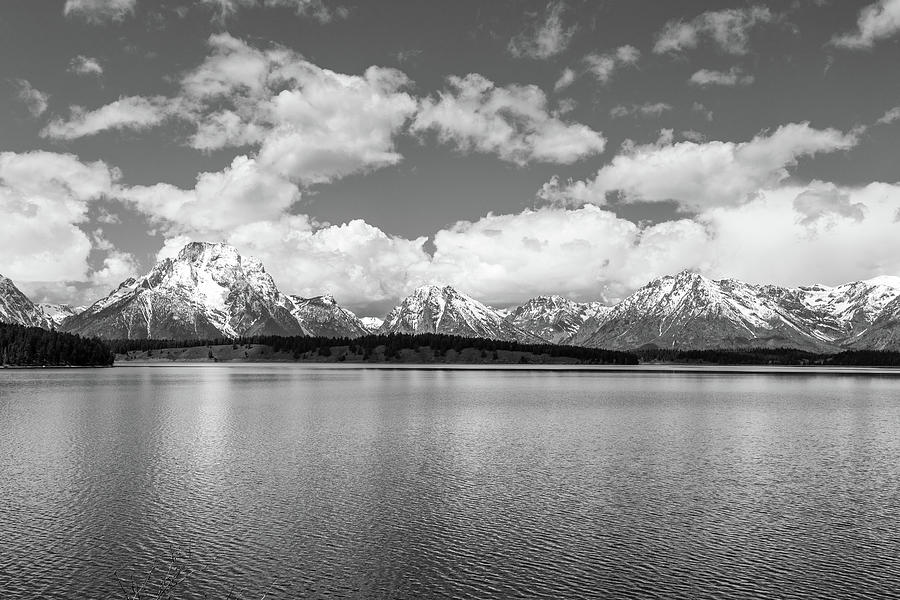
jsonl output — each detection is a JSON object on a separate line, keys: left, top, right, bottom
{"left": 0, "top": 323, "right": 114, "bottom": 367}
{"left": 110, "top": 334, "right": 900, "bottom": 367}
{"left": 4, "top": 321, "right": 899, "bottom": 368}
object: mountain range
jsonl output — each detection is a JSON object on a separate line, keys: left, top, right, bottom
{"left": 3, "top": 241, "right": 900, "bottom": 351}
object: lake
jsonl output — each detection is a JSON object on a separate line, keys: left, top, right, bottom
{"left": 1, "top": 365, "right": 899, "bottom": 599}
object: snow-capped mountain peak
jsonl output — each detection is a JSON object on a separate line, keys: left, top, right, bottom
{"left": 381, "top": 284, "right": 543, "bottom": 343}
{"left": 505, "top": 295, "right": 611, "bottom": 344}
{"left": 0, "top": 275, "right": 51, "bottom": 329}
{"left": 63, "top": 242, "right": 305, "bottom": 340}
{"left": 288, "top": 294, "right": 368, "bottom": 338}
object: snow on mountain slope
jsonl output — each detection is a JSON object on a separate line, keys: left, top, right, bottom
{"left": 572, "top": 271, "right": 843, "bottom": 351}
{"left": 0, "top": 275, "right": 51, "bottom": 329}
{"left": 846, "top": 294, "right": 900, "bottom": 350}
{"left": 288, "top": 294, "right": 369, "bottom": 338}
{"left": 798, "top": 277, "right": 900, "bottom": 341}
{"left": 38, "top": 303, "right": 85, "bottom": 327}
{"left": 505, "top": 295, "right": 611, "bottom": 344}
{"left": 380, "top": 285, "right": 544, "bottom": 343}
{"left": 360, "top": 317, "right": 384, "bottom": 333}
{"left": 63, "top": 242, "right": 307, "bottom": 340}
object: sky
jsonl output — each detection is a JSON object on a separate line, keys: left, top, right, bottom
{"left": 1, "top": 0, "right": 900, "bottom": 316}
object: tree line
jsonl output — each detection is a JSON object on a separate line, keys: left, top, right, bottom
{"left": 110, "top": 333, "right": 641, "bottom": 364}
{"left": 0, "top": 323, "right": 114, "bottom": 367}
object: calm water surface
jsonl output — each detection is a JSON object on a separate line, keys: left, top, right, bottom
{"left": 1, "top": 365, "right": 899, "bottom": 599}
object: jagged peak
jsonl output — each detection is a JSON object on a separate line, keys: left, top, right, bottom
{"left": 176, "top": 241, "right": 242, "bottom": 265}
{"left": 292, "top": 294, "right": 338, "bottom": 306}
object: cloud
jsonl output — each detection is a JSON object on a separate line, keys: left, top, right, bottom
{"left": 221, "top": 216, "right": 432, "bottom": 305}
{"left": 13, "top": 79, "right": 49, "bottom": 117}
{"left": 540, "top": 122, "right": 858, "bottom": 210}
{"left": 689, "top": 67, "right": 755, "bottom": 87}
{"left": 69, "top": 55, "right": 104, "bottom": 77}
{"left": 876, "top": 106, "right": 900, "bottom": 124}
{"left": 792, "top": 182, "right": 866, "bottom": 225}
{"left": 609, "top": 102, "right": 672, "bottom": 119}
{"left": 654, "top": 6, "right": 774, "bottom": 55}
{"left": 0, "top": 151, "right": 118, "bottom": 284}
{"left": 41, "top": 96, "right": 170, "bottom": 140}
{"left": 832, "top": 0, "right": 900, "bottom": 49}
{"left": 63, "top": 0, "right": 136, "bottom": 22}
{"left": 553, "top": 67, "right": 576, "bottom": 92}
{"left": 428, "top": 205, "right": 710, "bottom": 303}
{"left": 583, "top": 45, "right": 640, "bottom": 84}
{"left": 36, "top": 34, "right": 417, "bottom": 185}
{"left": 411, "top": 73, "right": 606, "bottom": 165}
{"left": 178, "top": 34, "right": 417, "bottom": 184}
{"left": 200, "top": 0, "right": 347, "bottom": 23}
{"left": 119, "top": 155, "right": 300, "bottom": 235}
{"left": 508, "top": 1, "right": 577, "bottom": 60}
{"left": 700, "top": 183, "right": 900, "bottom": 286}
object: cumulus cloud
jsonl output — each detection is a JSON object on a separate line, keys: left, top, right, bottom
{"left": 119, "top": 155, "right": 300, "bottom": 235}
{"left": 583, "top": 45, "right": 640, "bottom": 84}
{"left": 412, "top": 73, "right": 606, "bottom": 165}
{"left": 700, "top": 184, "right": 900, "bottom": 286}
{"left": 654, "top": 6, "right": 774, "bottom": 55}
{"left": 63, "top": 0, "right": 136, "bottom": 22}
{"left": 14, "top": 79, "right": 49, "bottom": 117}
{"left": 508, "top": 1, "right": 577, "bottom": 60}
{"left": 41, "top": 96, "right": 170, "bottom": 140}
{"left": 609, "top": 102, "right": 672, "bottom": 119}
{"left": 0, "top": 151, "right": 118, "bottom": 283}
{"left": 201, "top": 0, "right": 347, "bottom": 23}
{"left": 222, "top": 216, "right": 432, "bottom": 304}
{"left": 832, "top": 0, "right": 900, "bottom": 49}
{"left": 689, "top": 67, "right": 755, "bottom": 87}
{"left": 792, "top": 182, "right": 866, "bottom": 225}
{"left": 36, "top": 34, "right": 417, "bottom": 185}
{"left": 69, "top": 55, "right": 104, "bottom": 77}
{"left": 540, "top": 123, "right": 858, "bottom": 210}
{"left": 428, "top": 205, "right": 710, "bottom": 303}
{"left": 177, "top": 34, "right": 417, "bottom": 184}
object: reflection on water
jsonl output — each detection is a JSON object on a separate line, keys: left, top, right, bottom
{"left": 1, "top": 365, "right": 899, "bottom": 599}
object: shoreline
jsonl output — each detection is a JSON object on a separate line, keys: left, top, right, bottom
{"left": 110, "top": 360, "right": 900, "bottom": 375}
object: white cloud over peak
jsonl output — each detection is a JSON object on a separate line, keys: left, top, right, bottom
{"left": 412, "top": 73, "right": 606, "bottom": 165}
{"left": 119, "top": 155, "right": 300, "bottom": 235}
{"left": 222, "top": 217, "right": 432, "bottom": 304}
{"left": 508, "top": 1, "right": 577, "bottom": 60}
{"left": 14, "top": 79, "right": 49, "bottom": 117}
{"left": 69, "top": 55, "right": 104, "bottom": 77}
{"left": 539, "top": 123, "right": 858, "bottom": 210}
{"left": 583, "top": 45, "right": 640, "bottom": 84}
{"left": 832, "top": 0, "right": 900, "bottom": 49}
{"left": 689, "top": 67, "right": 755, "bottom": 87}
{"left": 42, "top": 96, "right": 170, "bottom": 140}
{"left": 63, "top": 0, "right": 136, "bottom": 22}
{"left": 654, "top": 6, "right": 774, "bottom": 55}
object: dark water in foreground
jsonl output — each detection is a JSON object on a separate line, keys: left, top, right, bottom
{"left": 1, "top": 365, "right": 899, "bottom": 599}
